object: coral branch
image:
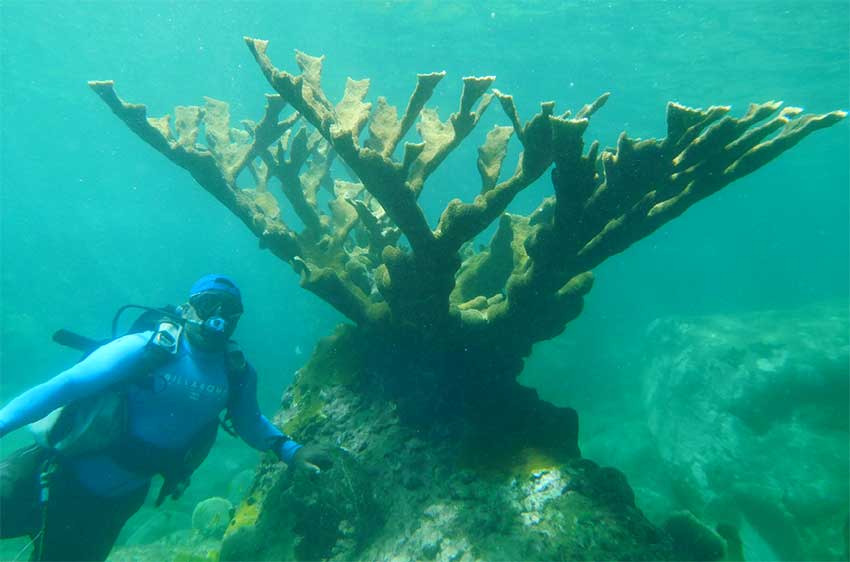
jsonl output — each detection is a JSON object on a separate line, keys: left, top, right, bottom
{"left": 246, "top": 36, "right": 438, "bottom": 258}
{"left": 477, "top": 126, "right": 514, "bottom": 194}
{"left": 233, "top": 94, "right": 298, "bottom": 179}
{"left": 406, "top": 76, "right": 495, "bottom": 195}
{"left": 334, "top": 78, "right": 372, "bottom": 141}
{"left": 292, "top": 258, "right": 387, "bottom": 325}
{"left": 478, "top": 99, "right": 845, "bottom": 350}
{"left": 261, "top": 127, "right": 324, "bottom": 234}
{"left": 88, "top": 80, "right": 300, "bottom": 263}
{"left": 434, "top": 98, "right": 564, "bottom": 254}
{"left": 367, "top": 72, "right": 445, "bottom": 158}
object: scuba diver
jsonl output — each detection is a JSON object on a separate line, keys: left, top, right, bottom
{"left": 0, "top": 274, "right": 332, "bottom": 561}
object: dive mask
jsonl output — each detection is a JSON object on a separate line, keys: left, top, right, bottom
{"left": 188, "top": 291, "right": 243, "bottom": 340}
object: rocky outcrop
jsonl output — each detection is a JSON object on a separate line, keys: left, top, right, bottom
{"left": 219, "top": 326, "right": 673, "bottom": 561}
{"left": 643, "top": 303, "right": 849, "bottom": 561}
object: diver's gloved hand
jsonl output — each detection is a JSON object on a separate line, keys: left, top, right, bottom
{"left": 291, "top": 444, "right": 334, "bottom": 474}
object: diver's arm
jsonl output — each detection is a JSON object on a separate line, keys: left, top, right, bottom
{"left": 227, "top": 364, "right": 302, "bottom": 463}
{"left": 0, "top": 333, "right": 150, "bottom": 438}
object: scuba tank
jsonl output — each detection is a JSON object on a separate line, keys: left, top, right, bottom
{"left": 29, "top": 305, "right": 185, "bottom": 455}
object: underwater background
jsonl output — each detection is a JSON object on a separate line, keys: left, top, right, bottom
{"left": 1, "top": 1, "right": 847, "bottom": 560}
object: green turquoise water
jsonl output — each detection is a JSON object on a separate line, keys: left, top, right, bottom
{"left": 1, "top": 1, "right": 847, "bottom": 559}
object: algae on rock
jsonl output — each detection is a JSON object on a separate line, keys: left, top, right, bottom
{"left": 91, "top": 38, "right": 845, "bottom": 561}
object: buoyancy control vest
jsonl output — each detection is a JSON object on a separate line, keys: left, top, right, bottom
{"left": 30, "top": 305, "right": 248, "bottom": 504}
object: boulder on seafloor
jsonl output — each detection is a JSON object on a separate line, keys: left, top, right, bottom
{"left": 108, "top": 529, "right": 221, "bottom": 562}
{"left": 643, "top": 302, "right": 849, "bottom": 561}
{"left": 122, "top": 508, "right": 192, "bottom": 546}
{"left": 662, "top": 511, "right": 726, "bottom": 561}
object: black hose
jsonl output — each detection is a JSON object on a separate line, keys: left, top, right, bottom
{"left": 110, "top": 304, "right": 183, "bottom": 339}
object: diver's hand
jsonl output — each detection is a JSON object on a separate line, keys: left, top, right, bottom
{"left": 291, "top": 445, "right": 334, "bottom": 474}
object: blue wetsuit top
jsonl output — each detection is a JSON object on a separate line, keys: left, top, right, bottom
{"left": 0, "top": 332, "right": 301, "bottom": 497}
